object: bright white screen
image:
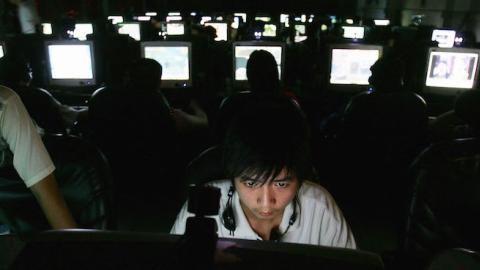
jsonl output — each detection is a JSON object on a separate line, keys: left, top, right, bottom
{"left": 167, "top": 23, "right": 185, "bottom": 35}
{"left": 204, "top": 23, "right": 228, "bottom": 41}
{"left": 108, "top": 16, "right": 123, "bottom": 24}
{"left": 374, "top": 19, "right": 390, "bottom": 26}
{"left": 42, "top": 23, "right": 52, "bottom": 35}
{"left": 73, "top": 24, "right": 93, "bottom": 41}
{"left": 432, "top": 30, "right": 456, "bottom": 48}
{"left": 263, "top": 24, "right": 277, "bottom": 37}
{"left": 235, "top": 46, "right": 282, "bottom": 81}
{"left": 255, "top": 17, "right": 271, "bottom": 22}
{"left": 425, "top": 51, "right": 478, "bottom": 89}
{"left": 118, "top": 23, "right": 141, "bottom": 41}
{"left": 342, "top": 26, "right": 365, "bottom": 39}
{"left": 144, "top": 46, "right": 190, "bottom": 80}
{"left": 0, "top": 46, "right": 4, "bottom": 58}
{"left": 48, "top": 45, "right": 93, "bottom": 79}
{"left": 330, "top": 49, "right": 380, "bottom": 85}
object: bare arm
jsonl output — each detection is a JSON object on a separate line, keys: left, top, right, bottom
{"left": 30, "top": 173, "right": 77, "bottom": 229}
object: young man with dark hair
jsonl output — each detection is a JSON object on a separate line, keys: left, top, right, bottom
{"left": 171, "top": 97, "right": 355, "bottom": 248}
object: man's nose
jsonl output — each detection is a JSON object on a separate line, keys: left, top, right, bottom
{"left": 257, "top": 185, "right": 276, "bottom": 207}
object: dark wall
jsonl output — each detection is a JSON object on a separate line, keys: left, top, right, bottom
{"left": 35, "top": 0, "right": 358, "bottom": 20}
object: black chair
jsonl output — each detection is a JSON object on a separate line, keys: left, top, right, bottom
{"left": 426, "top": 248, "right": 480, "bottom": 270}
{"left": 401, "top": 137, "right": 480, "bottom": 269}
{"left": 0, "top": 134, "right": 115, "bottom": 233}
{"left": 184, "top": 145, "right": 224, "bottom": 187}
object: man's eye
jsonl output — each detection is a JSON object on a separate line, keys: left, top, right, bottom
{"left": 275, "top": 182, "right": 288, "bottom": 188}
{"left": 244, "top": 181, "right": 256, "bottom": 187}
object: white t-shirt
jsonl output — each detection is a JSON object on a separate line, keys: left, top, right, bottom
{"left": 171, "top": 179, "right": 356, "bottom": 249}
{"left": 0, "top": 85, "right": 55, "bottom": 187}
{"left": 17, "top": 0, "right": 40, "bottom": 34}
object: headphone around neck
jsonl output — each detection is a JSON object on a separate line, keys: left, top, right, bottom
{"left": 222, "top": 186, "right": 297, "bottom": 240}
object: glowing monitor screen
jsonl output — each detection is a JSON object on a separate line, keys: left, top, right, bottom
{"left": 263, "top": 24, "right": 277, "bottom": 37}
{"left": 234, "top": 44, "right": 283, "bottom": 81}
{"left": 166, "top": 23, "right": 185, "bottom": 35}
{"left": 295, "top": 25, "right": 306, "bottom": 35}
{"left": 42, "top": 23, "right": 52, "bottom": 35}
{"left": 425, "top": 49, "right": 479, "bottom": 89}
{"left": 46, "top": 42, "right": 95, "bottom": 86}
{"left": 234, "top": 13, "right": 247, "bottom": 23}
{"left": 73, "top": 24, "right": 93, "bottom": 41}
{"left": 143, "top": 45, "right": 190, "bottom": 81}
{"left": 166, "top": 16, "right": 182, "bottom": 22}
{"left": 342, "top": 26, "right": 365, "bottom": 39}
{"left": 118, "top": 23, "right": 141, "bottom": 41}
{"left": 200, "top": 16, "right": 212, "bottom": 25}
{"left": 0, "top": 45, "right": 4, "bottom": 58}
{"left": 255, "top": 17, "right": 271, "bottom": 22}
{"left": 432, "top": 29, "right": 456, "bottom": 48}
{"left": 330, "top": 48, "right": 381, "bottom": 85}
{"left": 108, "top": 16, "right": 123, "bottom": 24}
{"left": 204, "top": 22, "right": 228, "bottom": 41}
{"left": 374, "top": 19, "right": 390, "bottom": 26}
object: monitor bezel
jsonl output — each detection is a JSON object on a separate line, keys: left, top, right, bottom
{"left": 423, "top": 46, "right": 480, "bottom": 96}
{"left": 327, "top": 43, "right": 383, "bottom": 92}
{"left": 140, "top": 41, "right": 193, "bottom": 88}
{"left": 45, "top": 40, "right": 97, "bottom": 87}
{"left": 232, "top": 41, "right": 286, "bottom": 90}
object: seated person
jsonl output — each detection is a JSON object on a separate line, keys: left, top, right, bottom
{"left": 0, "top": 85, "right": 76, "bottom": 229}
{"left": 0, "top": 54, "right": 86, "bottom": 133}
{"left": 171, "top": 97, "right": 356, "bottom": 248}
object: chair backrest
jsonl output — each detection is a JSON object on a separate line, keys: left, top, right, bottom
{"left": 184, "top": 145, "right": 224, "bottom": 187}
{"left": 0, "top": 134, "right": 114, "bottom": 233}
{"left": 403, "top": 138, "right": 480, "bottom": 266}
{"left": 426, "top": 248, "right": 480, "bottom": 270}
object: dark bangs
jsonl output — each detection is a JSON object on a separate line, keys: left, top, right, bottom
{"left": 222, "top": 96, "right": 312, "bottom": 184}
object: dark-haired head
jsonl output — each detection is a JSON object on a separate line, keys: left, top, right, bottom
{"left": 368, "top": 53, "right": 405, "bottom": 93}
{"left": 223, "top": 96, "right": 311, "bottom": 186}
{"left": 0, "top": 54, "right": 32, "bottom": 87}
{"left": 126, "top": 58, "right": 162, "bottom": 91}
{"left": 246, "top": 50, "right": 281, "bottom": 94}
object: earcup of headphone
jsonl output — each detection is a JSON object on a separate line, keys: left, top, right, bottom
{"left": 222, "top": 205, "right": 236, "bottom": 231}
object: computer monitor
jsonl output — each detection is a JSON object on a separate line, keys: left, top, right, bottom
{"left": 166, "top": 22, "right": 185, "bottom": 35}
{"left": 431, "top": 29, "right": 456, "bottom": 48}
{"left": 166, "top": 16, "right": 183, "bottom": 22}
{"left": 200, "top": 16, "right": 212, "bottom": 25}
{"left": 118, "top": 23, "right": 141, "bottom": 41}
{"left": 107, "top": 16, "right": 123, "bottom": 25}
{"left": 45, "top": 40, "right": 96, "bottom": 87}
{"left": 141, "top": 41, "right": 192, "bottom": 88}
{"left": 0, "top": 43, "right": 5, "bottom": 58}
{"left": 255, "top": 16, "right": 271, "bottom": 22}
{"left": 329, "top": 44, "right": 383, "bottom": 88}
{"left": 374, "top": 19, "right": 390, "bottom": 26}
{"left": 13, "top": 230, "right": 384, "bottom": 270}
{"left": 73, "top": 23, "right": 93, "bottom": 41}
{"left": 234, "top": 13, "right": 247, "bottom": 23}
{"left": 41, "top": 23, "right": 53, "bottom": 35}
{"left": 204, "top": 22, "right": 228, "bottom": 41}
{"left": 424, "top": 47, "right": 480, "bottom": 95}
{"left": 233, "top": 41, "right": 285, "bottom": 87}
{"left": 342, "top": 26, "right": 365, "bottom": 39}
{"left": 263, "top": 24, "right": 277, "bottom": 37}
{"left": 294, "top": 24, "right": 307, "bottom": 43}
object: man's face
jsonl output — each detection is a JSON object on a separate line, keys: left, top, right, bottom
{"left": 234, "top": 168, "right": 299, "bottom": 224}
